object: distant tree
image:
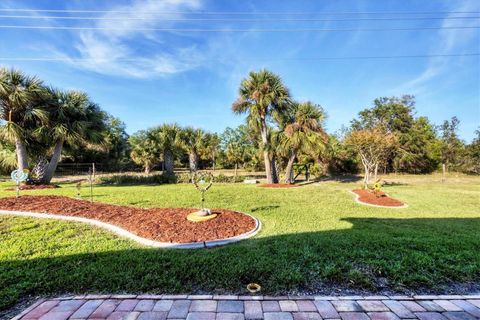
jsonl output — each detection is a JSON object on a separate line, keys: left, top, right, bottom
{"left": 461, "top": 129, "right": 480, "bottom": 174}
{"left": 438, "top": 116, "right": 464, "bottom": 180}
{"left": 0, "top": 68, "right": 48, "bottom": 171}
{"left": 104, "top": 116, "right": 130, "bottom": 165}
{"left": 351, "top": 95, "right": 439, "bottom": 173}
{"left": 220, "top": 126, "right": 255, "bottom": 173}
{"left": 346, "top": 127, "right": 398, "bottom": 188}
{"left": 203, "top": 133, "right": 220, "bottom": 171}
{"left": 129, "top": 130, "right": 160, "bottom": 174}
{"left": 180, "top": 127, "right": 206, "bottom": 173}
{"left": 152, "top": 124, "right": 182, "bottom": 176}
{"left": 232, "top": 69, "right": 291, "bottom": 183}
{"left": 279, "top": 101, "right": 328, "bottom": 183}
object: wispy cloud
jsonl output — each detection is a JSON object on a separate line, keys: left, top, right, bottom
{"left": 58, "top": 0, "right": 203, "bottom": 78}
{"left": 395, "top": 0, "right": 479, "bottom": 94}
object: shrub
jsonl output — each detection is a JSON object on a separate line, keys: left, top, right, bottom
{"left": 98, "top": 173, "right": 176, "bottom": 185}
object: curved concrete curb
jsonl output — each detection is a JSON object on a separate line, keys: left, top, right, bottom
{"left": 0, "top": 209, "right": 261, "bottom": 249}
{"left": 348, "top": 190, "right": 408, "bottom": 209}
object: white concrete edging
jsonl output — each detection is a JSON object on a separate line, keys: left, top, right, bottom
{"left": 348, "top": 190, "right": 408, "bottom": 209}
{"left": 0, "top": 209, "right": 262, "bottom": 249}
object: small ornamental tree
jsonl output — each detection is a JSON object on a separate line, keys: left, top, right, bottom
{"left": 346, "top": 127, "right": 398, "bottom": 189}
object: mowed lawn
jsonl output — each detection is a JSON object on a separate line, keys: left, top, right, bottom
{"left": 0, "top": 174, "right": 479, "bottom": 311}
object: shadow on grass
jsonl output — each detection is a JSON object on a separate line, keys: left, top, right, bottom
{"left": 317, "top": 175, "right": 363, "bottom": 183}
{"left": 1, "top": 218, "right": 479, "bottom": 311}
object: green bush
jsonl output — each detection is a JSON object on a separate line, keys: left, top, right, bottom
{"left": 98, "top": 173, "right": 176, "bottom": 185}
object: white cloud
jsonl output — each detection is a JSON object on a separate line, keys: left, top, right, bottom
{"left": 63, "top": 0, "right": 203, "bottom": 78}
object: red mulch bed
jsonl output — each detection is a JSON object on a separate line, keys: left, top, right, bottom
{"left": 0, "top": 195, "right": 256, "bottom": 243}
{"left": 5, "top": 184, "right": 60, "bottom": 191}
{"left": 352, "top": 189, "right": 404, "bottom": 207}
{"left": 259, "top": 183, "right": 299, "bottom": 188}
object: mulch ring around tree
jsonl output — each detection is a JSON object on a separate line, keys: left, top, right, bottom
{"left": 5, "top": 184, "right": 60, "bottom": 191}
{"left": 258, "top": 183, "right": 300, "bottom": 188}
{"left": 352, "top": 189, "right": 405, "bottom": 207}
{"left": 0, "top": 195, "right": 257, "bottom": 243}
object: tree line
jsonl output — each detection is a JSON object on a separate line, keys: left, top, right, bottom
{"left": 1, "top": 67, "right": 479, "bottom": 184}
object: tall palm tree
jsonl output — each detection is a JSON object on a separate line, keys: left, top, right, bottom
{"left": 232, "top": 69, "right": 291, "bottom": 184}
{"left": 180, "top": 127, "right": 205, "bottom": 172}
{"left": 38, "top": 89, "right": 106, "bottom": 184}
{"left": 0, "top": 68, "right": 48, "bottom": 171}
{"left": 280, "top": 101, "right": 328, "bottom": 183}
{"left": 153, "top": 124, "right": 181, "bottom": 176}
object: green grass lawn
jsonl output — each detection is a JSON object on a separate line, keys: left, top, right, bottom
{"left": 1, "top": 174, "right": 479, "bottom": 311}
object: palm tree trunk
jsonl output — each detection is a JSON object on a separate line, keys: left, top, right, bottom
{"left": 234, "top": 162, "right": 238, "bottom": 178}
{"left": 260, "top": 120, "right": 274, "bottom": 184}
{"left": 164, "top": 149, "right": 174, "bottom": 176}
{"left": 144, "top": 164, "right": 152, "bottom": 174}
{"left": 189, "top": 152, "right": 199, "bottom": 172}
{"left": 271, "top": 155, "right": 279, "bottom": 184}
{"left": 284, "top": 151, "right": 296, "bottom": 184}
{"left": 15, "top": 136, "right": 29, "bottom": 171}
{"left": 42, "top": 140, "right": 64, "bottom": 184}
{"left": 32, "top": 156, "right": 49, "bottom": 183}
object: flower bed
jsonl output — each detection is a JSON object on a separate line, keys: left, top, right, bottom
{"left": 0, "top": 195, "right": 257, "bottom": 243}
{"left": 352, "top": 189, "right": 405, "bottom": 207}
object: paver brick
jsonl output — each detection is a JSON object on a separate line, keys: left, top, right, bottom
{"left": 50, "top": 299, "right": 85, "bottom": 312}
{"left": 137, "top": 311, "right": 168, "bottom": 320}
{"left": 116, "top": 299, "right": 140, "bottom": 312}
{"left": 190, "top": 300, "right": 217, "bottom": 312}
{"left": 280, "top": 300, "right": 299, "bottom": 312}
{"left": 90, "top": 300, "right": 120, "bottom": 318}
{"left": 70, "top": 299, "right": 104, "bottom": 318}
{"left": 451, "top": 300, "right": 480, "bottom": 318}
{"left": 186, "top": 312, "right": 216, "bottom": 320}
{"left": 417, "top": 301, "right": 444, "bottom": 312}
{"left": 292, "top": 312, "right": 322, "bottom": 320}
{"left": 466, "top": 300, "right": 480, "bottom": 308}
{"left": 314, "top": 300, "right": 340, "bottom": 318}
{"left": 262, "top": 301, "right": 281, "bottom": 312}
{"left": 415, "top": 312, "right": 448, "bottom": 320}
{"left": 23, "top": 300, "right": 60, "bottom": 319}
{"left": 168, "top": 300, "right": 191, "bottom": 318}
{"left": 216, "top": 313, "right": 245, "bottom": 320}
{"left": 332, "top": 301, "right": 363, "bottom": 312}
{"left": 135, "top": 300, "right": 156, "bottom": 312}
{"left": 296, "top": 300, "right": 317, "bottom": 312}
{"left": 38, "top": 311, "right": 73, "bottom": 320}
{"left": 107, "top": 311, "right": 131, "bottom": 320}
{"left": 338, "top": 312, "right": 370, "bottom": 320}
{"left": 367, "top": 312, "right": 400, "bottom": 320}
{"left": 382, "top": 300, "right": 416, "bottom": 318}
{"left": 399, "top": 301, "right": 426, "bottom": 312}
{"left": 442, "top": 311, "right": 478, "bottom": 320}
{"left": 433, "top": 300, "right": 463, "bottom": 312}
{"left": 244, "top": 301, "right": 262, "bottom": 319}
{"left": 264, "top": 312, "right": 294, "bottom": 320}
{"left": 154, "top": 300, "right": 174, "bottom": 312}
{"left": 357, "top": 300, "right": 389, "bottom": 312}
{"left": 218, "top": 300, "right": 244, "bottom": 313}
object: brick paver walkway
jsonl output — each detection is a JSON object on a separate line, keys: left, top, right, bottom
{"left": 13, "top": 294, "right": 480, "bottom": 320}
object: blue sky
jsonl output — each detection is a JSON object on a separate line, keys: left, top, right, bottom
{"left": 0, "top": 0, "right": 479, "bottom": 141}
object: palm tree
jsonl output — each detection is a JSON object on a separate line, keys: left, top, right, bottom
{"left": 129, "top": 130, "right": 161, "bottom": 174}
{"left": 0, "top": 68, "right": 48, "bottom": 171}
{"left": 38, "top": 89, "right": 107, "bottom": 184}
{"left": 232, "top": 69, "right": 291, "bottom": 183}
{"left": 279, "top": 102, "right": 328, "bottom": 184}
{"left": 152, "top": 124, "right": 181, "bottom": 176}
{"left": 180, "top": 127, "right": 206, "bottom": 173}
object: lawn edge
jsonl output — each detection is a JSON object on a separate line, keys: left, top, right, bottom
{"left": 0, "top": 209, "right": 261, "bottom": 249}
